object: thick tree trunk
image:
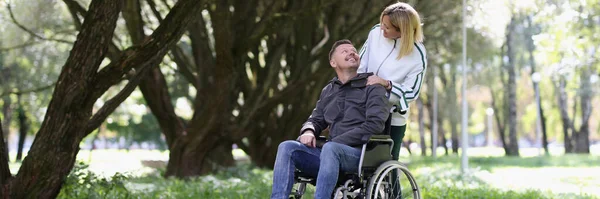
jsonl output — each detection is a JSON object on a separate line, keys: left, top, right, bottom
{"left": 243, "top": 137, "right": 278, "bottom": 168}
{"left": 7, "top": 1, "right": 123, "bottom": 197}
{"left": 165, "top": 134, "right": 226, "bottom": 177}
{"left": 417, "top": 99, "right": 427, "bottom": 156}
{"left": 4, "top": 0, "right": 201, "bottom": 197}
{"left": 505, "top": 17, "right": 519, "bottom": 156}
{"left": 574, "top": 127, "right": 590, "bottom": 153}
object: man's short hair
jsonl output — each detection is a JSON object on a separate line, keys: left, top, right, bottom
{"left": 329, "top": 39, "right": 353, "bottom": 60}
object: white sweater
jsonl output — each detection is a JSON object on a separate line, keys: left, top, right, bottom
{"left": 358, "top": 24, "right": 427, "bottom": 126}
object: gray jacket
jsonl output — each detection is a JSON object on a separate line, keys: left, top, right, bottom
{"left": 300, "top": 73, "right": 390, "bottom": 147}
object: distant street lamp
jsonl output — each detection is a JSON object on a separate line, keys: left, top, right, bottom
{"left": 531, "top": 72, "right": 543, "bottom": 156}
{"left": 485, "top": 108, "right": 494, "bottom": 147}
{"left": 461, "top": 0, "right": 469, "bottom": 173}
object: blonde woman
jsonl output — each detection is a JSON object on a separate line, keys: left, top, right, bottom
{"left": 358, "top": 2, "right": 427, "bottom": 160}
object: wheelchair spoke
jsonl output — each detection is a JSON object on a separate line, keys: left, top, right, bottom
{"left": 367, "top": 161, "right": 421, "bottom": 199}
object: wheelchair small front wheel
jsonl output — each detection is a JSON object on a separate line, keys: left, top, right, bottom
{"left": 366, "top": 161, "right": 420, "bottom": 199}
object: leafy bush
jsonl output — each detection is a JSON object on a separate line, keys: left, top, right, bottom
{"left": 58, "top": 162, "right": 130, "bottom": 198}
{"left": 57, "top": 156, "right": 600, "bottom": 199}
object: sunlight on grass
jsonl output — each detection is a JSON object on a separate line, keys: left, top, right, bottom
{"left": 9, "top": 148, "right": 600, "bottom": 198}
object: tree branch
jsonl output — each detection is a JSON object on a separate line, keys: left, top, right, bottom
{"left": 85, "top": 67, "right": 150, "bottom": 135}
{"left": 310, "top": 25, "right": 329, "bottom": 56}
{"left": 0, "top": 83, "right": 56, "bottom": 98}
{"left": 7, "top": 4, "right": 74, "bottom": 44}
{"left": 0, "top": 40, "right": 42, "bottom": 52}
{"left": 62, "top": 0, "right": 86, "bottom": 30}
{"left": 91, "top": 0, "right": 204, "bottom": 102}
{"left": 170, "top": 46, "right": 199, "bottom": 88}
{"left": 146, "top": 0, "right": 164, "bottom": 22}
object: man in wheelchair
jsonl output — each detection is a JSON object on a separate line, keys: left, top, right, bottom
{"left": 270, "top": 40, "right": 391, "bottom": 199}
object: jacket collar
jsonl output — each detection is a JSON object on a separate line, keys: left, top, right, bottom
{"left": 330, "top": 72, "right": 373, "bottom": 88}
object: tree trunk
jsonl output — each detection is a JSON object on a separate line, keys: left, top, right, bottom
{"left": 1, "top": 96, "right": 12, "bottom": 154}
{"left": 3, "top": 0, "right": 202, "bottom": 197}
{"left": 448, "top": 65, "right": 459, "bottom": 154}
{"left": 242, "top": 137, "right": 277, "bottom": 168}
{"left": 16, "top": 95, "right": 28, "bottom": 162}
{"left": 574, "top": 64, "right": 592, "bottom": 153}
{"left": 540, "top": 108, "right": 549, "bottom": 155}
{"left": 429, "top": 66, "right": 439, "bottom": 157}
{"left": 524, "top": 16, "right": 549, "bottom": 155}
{"left": 440, "top": 127, "right": 449, "bottom": 156}
{"left": 491, "top": 88, "right": 509, "bottom": 154}
{"left": 0, "top": 118, "right": 11, "bottom": 191}
{"left": 417, "top": 99, "right": 427, "bottom": 156}
{"left": 505, "top": 17, "right": 519, "bottom": 156}
{"left": 165, "top": 134, "right": 227, "bottom": 177}
{"left": 556, "top": 77, "right": 574, "bottom": 153}
{"left": 7, "top": 1, "right": 123, "bottom": 197}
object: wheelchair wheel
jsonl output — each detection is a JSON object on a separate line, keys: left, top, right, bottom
{"left": 366, "top": 161, "right": 420, "bottom": 199}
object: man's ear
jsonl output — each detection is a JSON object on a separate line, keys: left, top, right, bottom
{"left": 330, "top": 59, "right": 336, "bottom": 68}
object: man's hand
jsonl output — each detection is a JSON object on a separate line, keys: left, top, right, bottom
{"left": 299, "top": 131, "right": 316, "bottom": 148}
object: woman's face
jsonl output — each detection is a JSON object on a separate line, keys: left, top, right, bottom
{"left": 381, "top": 15, "right": 401, "bottom": 39}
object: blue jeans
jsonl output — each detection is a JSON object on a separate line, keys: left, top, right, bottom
{"left": 270, "top": 140, "right": 362, "bottom": 199}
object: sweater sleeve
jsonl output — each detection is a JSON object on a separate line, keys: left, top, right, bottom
{"left": 300, "top": 84, "right": 331, "bottom": 137}
{"left": 388, "top": 43, "right": 427, "bottom": 112}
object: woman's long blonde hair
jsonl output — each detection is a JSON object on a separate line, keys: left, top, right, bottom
{"left": 380, "top": 2, "right": 424, "bottom": 59}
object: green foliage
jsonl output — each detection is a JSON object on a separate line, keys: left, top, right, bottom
{"left": 58, "top": 164, "right": 274, "bottom": 199}
{"left": 58, "top": 162, "right": 130, "bottom": 199}
{"left": 56, "top": 154, "right": 600, "bottom": 199}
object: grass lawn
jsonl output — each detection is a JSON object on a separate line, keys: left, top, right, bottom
{"left": 8, "top": 147, "right": 600, "bottom": 198}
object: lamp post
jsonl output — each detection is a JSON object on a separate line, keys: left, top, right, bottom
{"left": 486, "top": 108, "right": 494, "bottom": 147}
{"left": 461, "top": 0, "right": 469, "bottom": 173}
{"left": 531, "top": 72, "right": 542, "bottom": 156}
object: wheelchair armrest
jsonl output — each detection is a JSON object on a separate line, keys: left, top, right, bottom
{"left": 316, "top": 136, "right": 327, "bottom": 141}
{"left": 369, "top": 135, "right": 394, "bottom": 145}
{"left": 316, "top": 136, "right": 327, "bottom": 148}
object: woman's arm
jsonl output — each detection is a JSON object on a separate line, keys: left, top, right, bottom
{"left": 388, "top": 64, "right": 425, "bottom": 112}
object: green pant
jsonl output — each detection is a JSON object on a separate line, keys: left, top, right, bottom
{"left": 390, "top": 125, "right": 406, "bottom": 197}
{"left": 390, "top": 125, "right": 406, "bottom": 160}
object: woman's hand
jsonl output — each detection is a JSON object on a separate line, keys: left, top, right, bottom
{"left": 367, "top": 75, "right": 388, "bottom": 87}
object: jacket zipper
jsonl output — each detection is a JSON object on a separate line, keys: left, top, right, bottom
{"left": 375, "top": 39, "right": 397, "bottom": 75}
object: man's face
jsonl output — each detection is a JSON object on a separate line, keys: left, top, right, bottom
{"left": 331, "top": 44, "right": 359, "bottom": 70}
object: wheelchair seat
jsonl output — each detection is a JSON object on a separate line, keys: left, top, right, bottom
{"left": 290, "top": 113, "right": 421, "bottom": 199}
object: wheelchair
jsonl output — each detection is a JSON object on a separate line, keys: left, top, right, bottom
{"left": 290, "top": 116, "right": 421, "bottom": 199}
